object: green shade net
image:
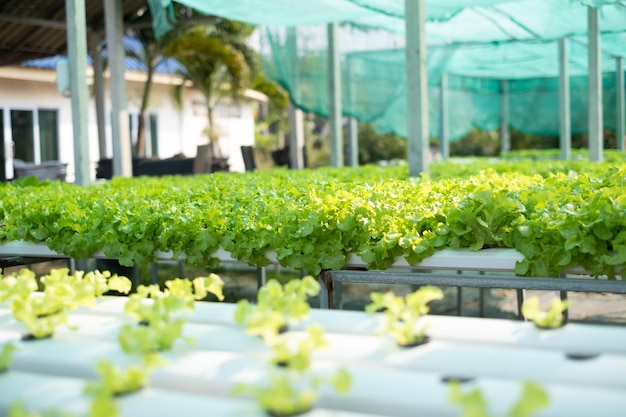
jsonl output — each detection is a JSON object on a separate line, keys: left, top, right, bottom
{"left": 150, "top": 0, "right": 626, "bottom": 142}
{"left": 261, "top": 25, "right": 626, "bottom": 141}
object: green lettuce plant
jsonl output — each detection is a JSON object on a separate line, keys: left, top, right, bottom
{"left": 0, "top": 343, "right": 16, "bottom": 372}
{"left": 233, "top": 367, "right": 351, "bottom": 417}
{"left": 120, "top": 275, "right": 224, "bottom": 354}
{"left": 267, "top": 324, "right": 328, "bottom": 370}
{"left": 0, "top": 268, "right": 131, "bottom": 339}
{"left": 365, "top": 286, "right": 443, "bottom": 347}
{"left": 521, "top": 296, "right": 569, "bottom": 329}
{"left": 449, "top": 380, "right": 548, "bottom": 417}
{"left": 234, "top": 277, "right": 320, "bottom": 339}
{"left": 84, "top": 359, "right": 152, "bottom": 397}
{"left": 8, "top": 402, "right": 75, "bottom": 417}
{"left": 84, "top": 358, "right": 161, "bottom": 417}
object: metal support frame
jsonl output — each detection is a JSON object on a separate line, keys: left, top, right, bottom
{"left": 65, "top": 0, "right": 91, "bottom": 185}
{"left": 256, "top": 267, "right": 266, "bottom": 288}
{"left": 347, "top": 117, "right": 359, "bottom": 167}
{"left": 318, "top": 269, "right": 626, "bottom": 310}
{"left": 559, "top": 38, "right": 572, "bottom": 160}
{"left": 587, "top": 7, "right": 603, "bottom": 162}
{"left": 500, "top": 80, "right": 510, "bottom": 153}
{"left": 617, "top": 57, "right": 625, "bottom": 151}
{"left": 517, "top": 290, "right": 525, "bottom": 319}
{"left": 104, "top": 0, "right": 132, "bottom": 176}
{"left": 288, "top": 104, "right": 305, "bottom": 169}
{"left": 406, "top": 0, "right": 429, "bottom": 176}
{"left": 327, "top": 22, "right": 343, "bottom": 168}
{"left": 440, "top": 73, "right": 449, "bottom": 159}
{"left": 287, "top": 28, "right": 305, "bottom": 170}
{"left": 346, "top": 56, "right": 359, "bottom": 167}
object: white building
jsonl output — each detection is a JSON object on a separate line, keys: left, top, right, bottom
{"left": 0, "top": 57, "right": 263, "bottom": 182}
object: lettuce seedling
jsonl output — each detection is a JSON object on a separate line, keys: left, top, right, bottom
{"left": 84, "top": 359, "right": 152, "bottom": 397}
{"left": 365, "top": 286, "right": 443, "bottom": 347}
{"left": 83, "top": 359, "right": 157, "bottom": 417}
{"left": 521, "top": 296, "right": 569, "bottom": 329}
{"left": 123, "top": 275, "right": 224, "bottom": 324}
{"left": 8, "top": 402, "right": 75, "bottom": 417}
{"left": 233, "top": 367, "right": 351, "bottom": 417}
{"left": 267, "top": 324, "right": 328, "bottom": 370}
{"left": 0, "top": 268, "right": 131, "bottom": 339}
{"left": 0, "top": 343, "right": 16, "bottom": 372}
{"left": 120, "top": 275, "right": 223, "bottom": 354}
{"left": 449, "top": 380, "right": 548, "bottom": 417}
{"left": 119, "top": 318, "right": 190, "bottom": 354}
{"left": 234, "top": 276, "right": 320, "bottom": 339}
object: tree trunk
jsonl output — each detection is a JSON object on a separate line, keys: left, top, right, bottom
{"left": 207, "top": 103, "right": 222, "bottom": 157}
{"left": 136, "top": 116, "right": 146, "bottom": 157}
{"left": 135, "top": 58, "right": 156, "bottom": 158}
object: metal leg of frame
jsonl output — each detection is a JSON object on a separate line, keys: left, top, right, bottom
{"left": 456, "top": 271, "right": 463, "bottom": 316}
{"left": 517, "top": 289, "right": 525, "bottom": 320}
{"left": 257, "top": 267, "right": 267, "bottom": 289}
{"left": 74, "top": 259, "right": 88, "bottom": 274}
{"left": 479, "top": 288, "right": 486, "bottom": 318}
{"left": 560, "top": 290, "right": 569, "bottom": 324}
{"left": 151, "top": 263, "right": 159, "bottom": 285}
{"left": 478, "top": 271, "right": 485, "bottom": 317}
{"left": 132, "top": 265, "right": 141, "bottom": 292}
{"left": 318, "top": 270, "right": 333, "bottom": 309}
{"left": 334, "top": 281, "right": 343, "bottom": 309}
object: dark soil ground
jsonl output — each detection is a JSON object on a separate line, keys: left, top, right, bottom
{"left": 6, "top": 258, "right": 626, "bottom": 325}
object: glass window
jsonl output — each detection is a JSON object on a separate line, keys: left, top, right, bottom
{"left": 11, "top": 110, "right": 34, "bottom": 162}
{"left": 38, "top": 110, "right": 59, "bottom": 161}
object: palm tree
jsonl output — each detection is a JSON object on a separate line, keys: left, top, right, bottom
{"left": 125, "top": 10, "right": 187, "bottom": 158}
{"left": 124, "top": 26, "right": 163, "bottom": 158}
{"left": 164, "top": 18, "right": 258, "bottom": 152}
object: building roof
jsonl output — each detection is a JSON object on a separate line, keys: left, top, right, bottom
{"left": 21, "top": 37, "right": 186, "bottom": 75}
{"left": 0, "top": 0, "right": 147, "bottom": 66}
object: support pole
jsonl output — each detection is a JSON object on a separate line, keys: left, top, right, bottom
{"left": 288, "top": 104, "right": 305, "bottom": 169}
{"left": 559, "top": 38, "right": 572, "bottom": 160}
{"left": 89, "top": 31, "right": 107, "bottom": 160}
{"left": 587, "top": 7, "right": 603, "bottom": 162}
{"left": 287, "top": 28, "right": 305, "bottom": 169}
{"left": 617, "top": 57, "right": 625, "bottom": 151}
{"left": 406, "top": 0, "right": 429, "bottom": 176}
{"left": 346, "top": 55, "right": 359, "bottom": 167}
{"left": 347, "top": 117, "right": 359, "bottom": 166}
{"left": 65, "top": 0, "right": 91, "bottom": 185}
{"left": 500, "top": 80, "right": 510, "bottom": 154}
{"left": 327, "top": 22, "right": 343, "bottom": 167}
{"left": 105, "top": 0, "right": 132, "bottom": 176}
{"left": 3, "top": 110, "right": 13, "bottom": 180}
{"left": 440, "top": 73, "right": 449, "bottom": 159}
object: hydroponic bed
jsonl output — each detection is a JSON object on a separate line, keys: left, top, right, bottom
{"left": 0, "top": 296, "right": 625, "bottom": 417}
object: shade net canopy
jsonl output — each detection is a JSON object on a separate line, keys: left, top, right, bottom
{"left": 150, "top": 0, "right": 626, "bottom": 142}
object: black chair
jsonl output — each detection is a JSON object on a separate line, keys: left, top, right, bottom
{"left": 241, "top": 146, "right": 257, "bottom": 172}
